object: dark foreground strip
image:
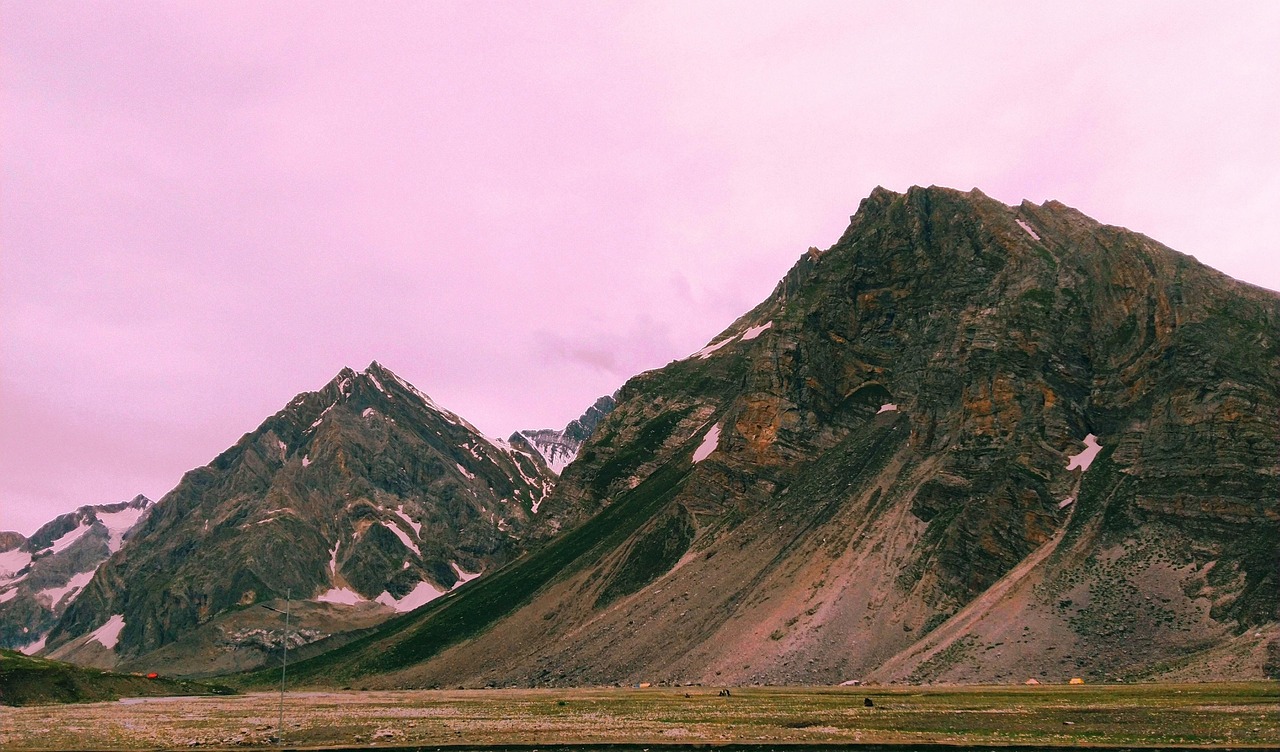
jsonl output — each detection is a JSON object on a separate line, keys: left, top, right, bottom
{"left": 181, "top": 744, "right": 1271, "bottom": 752}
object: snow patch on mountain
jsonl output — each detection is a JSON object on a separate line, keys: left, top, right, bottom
{"left": 1016, "top": 218, "right": 1041, "bottom": 241}
{"left": 376, "top": 580, "right": 444, "bottom": 612}
{"left": 43, "top": 523, "right": 91, "bottom": 555}
{"left": 97, "top": 505, "right": 149, "bottom": 552}
{"left": 693, "top": 336, "right": 736, "bottom": 359}
{"left": 1067, "top": 434, "right": 1102, "bottom": 472}
{"left": 741, "top": 321, "right": 773, "bottom": 340}
{"left": 393, "top": 505, "right": 422, "bottom": 537}
{"left": 382, "top": 521, "right": 421, "bottom": 556}
{"left": 315, "top": 587, "right": 365, "bottom": 605}
{"left": 38, "top": 570, "right": 95, "bottom": 609}
{"left": 0, "top": 549, "right": 32, "bottom": 585}
{"left": 693, "top": 424, "right": 721, "bottom": 463}
{"left": 90, "top": 614, "right": 126, "bottom": 649}
{"left": 877, "top": 403, "right": 898, "bottom": 414}
{"left": 450, "top": 562, "right": 482, "bottom": 586}
{"left": 308, "top": 403, "right": 336, "bottom": 430}
{"left": 0, "top": 588, "right": 17, "bottom": 604}
{"left": 516, "top": 431, "right": 575, "bottom": 475}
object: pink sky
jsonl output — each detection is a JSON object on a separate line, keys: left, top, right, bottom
{"left": 3, "top": 2, "right": 1279, "bottom": 535}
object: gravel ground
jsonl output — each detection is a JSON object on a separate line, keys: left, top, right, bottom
{"left": 3, "top": 683, "right": 1278, "bottom": 750}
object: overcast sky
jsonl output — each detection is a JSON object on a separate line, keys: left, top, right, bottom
{"left": 3, "top": 2, "right": 1278, "bottom": 535}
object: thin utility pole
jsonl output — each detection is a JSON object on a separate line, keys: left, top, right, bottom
{"left": 278, "top": 588, "right": 290, "bottom": 746}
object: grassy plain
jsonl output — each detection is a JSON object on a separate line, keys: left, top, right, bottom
{"left": 3, "top": 682, "right": 1277, "bottom": 750}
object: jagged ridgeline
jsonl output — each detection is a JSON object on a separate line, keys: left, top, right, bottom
{"left": 36, "top": 362, "right": 609, "bottom": 672}
{"left": 273, "top": 186, "right": 1278, "bottom": 688}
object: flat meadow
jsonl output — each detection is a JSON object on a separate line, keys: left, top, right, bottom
{"left": 3, "top": 682, "right": 1276, "bottom": 750}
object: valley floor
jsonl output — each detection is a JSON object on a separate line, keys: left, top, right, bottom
{"left": 2, "top": 683, "right": 1276, "bottom": 750}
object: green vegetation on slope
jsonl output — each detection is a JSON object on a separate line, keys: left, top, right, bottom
{"left": 0, "top": 649, "right": 234, "bottom": 706}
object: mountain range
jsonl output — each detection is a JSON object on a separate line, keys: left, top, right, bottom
{"left": 12, "top": 362, "right": 612, "bottom": 674}
{"left": 6, "top": 186, "right": 1276, "bottom": 685}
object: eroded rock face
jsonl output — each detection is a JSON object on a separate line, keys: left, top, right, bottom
{"left": 306, "top": 186, "right": 1278, "bottom": 687}
{"left": 43, "top": 362, "right": 556, "bottom": 664}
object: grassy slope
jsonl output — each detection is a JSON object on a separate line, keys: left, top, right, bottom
{"left": 0, "top": 649, "right": 234, "bottom": 706}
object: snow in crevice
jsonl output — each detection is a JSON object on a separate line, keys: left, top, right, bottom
{"left": 301, "top": 455, "right": 311, "bottom": 468}
{"left": 308, "top": 403, "right": 336, "bottom": 430}
{"left": 877, "top": 403, "right": 898, "bottom": 414}
{"left": 1058, "top": 496, "right": 1075, "bottom": 509}
{"left": 740, "top": 321, "right": 773, "bottom": 341}
{"left": 693, "top": 423, "right": 721, "bottom": 463}
{"left": 531, "top": 491, "right": 547, "bottom": 515}
{"left": 393, "top": 505, "right": 422, "bottom": 537}
{"left": 1066, "top": 434, "right": 1102, "bottom": 472}
{"left": 364, "top": 370, "right": 387, "bottom": 395}
{"left": 0, "top": 587, "right": 18, "bottom": 604}
{"left": 376, "top": 580, "right": 444, "bottom": 612}
{"left": 382, "top": 521, "right": 421, "bottom": 556}
{"left": 455, "top": 463, "right": 476, "bottom": 480}
{"left": 450, "top": 562, "right": 481, "bottom": 587}
{"left": 90, "top": 614, "right": 126, "bottom": 649}
{"left": 362, "top": 407, "right": 378, "bottom": 418}
{"left": 504, "top": 449, "right": 547, "bottom": 500}
{"left": 328, "top": 542, "right": 340, "bottom": 578}
{"left": 19, "top": 635, "right": 46, "bottom": 655}
{"left": 1016, "top": 218, "right": 1041, "bottom": 241}
{"left": 38, "top": 570, "right": 95, "bottom": 609}
{"left": 315, "top": 587, "right": 364, "bottom": 605}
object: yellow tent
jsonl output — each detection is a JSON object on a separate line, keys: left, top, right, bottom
{"left": 1069, "top": 677, "right": 1085, "bottom": 685}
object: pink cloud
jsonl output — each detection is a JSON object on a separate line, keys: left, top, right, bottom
{"left": 3, "top": 2, "right": 1278, "bottom": 533}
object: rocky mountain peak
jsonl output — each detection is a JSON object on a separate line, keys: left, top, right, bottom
{"left": 301, "top": 187, "right": 1277, "bottom": 689}
{"left": 40, "top": 363, "right": 558, "bottom": 670}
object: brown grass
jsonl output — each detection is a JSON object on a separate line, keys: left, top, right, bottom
{"left": 3, "top": 682, "right": 1278, "bottom": 750}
